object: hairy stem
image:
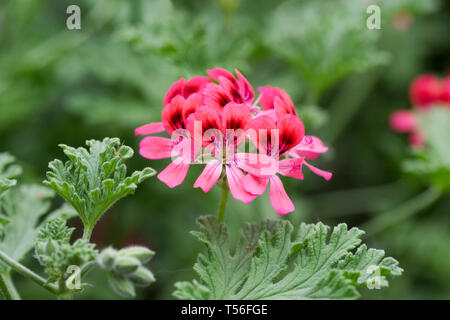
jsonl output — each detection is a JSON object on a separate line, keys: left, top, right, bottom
{"left": 218, "top": 183, "right": 229, "bottom": 223}
{"left": 0, "top": 272, "right": 20, "bottom": 300}
{"left": 0, "top": 249, "right": 59, "bottom": 295}
{"left": 82, "top": 225, "right": 93, "bottom": 241}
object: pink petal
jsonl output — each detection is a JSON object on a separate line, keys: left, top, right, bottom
{"left": 207, "top": 68, "right": 238, "bottom": 86}
{"left": 303, "top": 161, "right": 333, "bottom": 181}
{"left": 410, "top": 74, "right": 443, "bottom": 109}
{"left": 273, "top": 89, "right": 297, "bottom": 116}
{"left": 234, "top": 153, "right": 277, "bottom": 177}
{"left": 164, "top": 78, "right": 185, "bottom": 107}
{"left": 162, "top": 95, "right": 186, "bottom": 135}
{"left": 183, "top": 76, "right": 211, "bottom": 97}
{"left": 203, "top": 82, "right": 233, "bottom": 112}
{"left": 222, "top": 103, "right": 252, "bottom": 131}
{"left": 135, "top": 122, "right": 165, "bottom": 136}
{"left": 258, "top": 86, "right": 282, "bottom": 110}
{"left": 235, "top": 69, "right": 255, "bottom": 104}
{"left": 182, "top": 93, "right": 204, "bottom": 122}
{"left": 247, "top": 115, "right": 278, "bottom": 154}
{"left": 157, "top": 157, "right": 190, "bottom": 188}
{"left": 222, "top": 102, "right": 252, "bottom": 146}
{"left": 389, "top": 110, "right": 416, "bottom": 133}
{"left": 269, "top": 175, "right": 295, "bottom": 215}
{"left": 193, "top": 160, "right": 222, "bottom": 192}
{"left": 226, "top": 164, "right": 257, "bottom": 204}
{"left": 278, "top": 114, "right": 305, "bottom": 155}
{"left": 292, "top": 136, "right": 328, "bottom": 160}
{"left": 243, "top": 174, "right": 269, "bottom": 195}
{"left": 173, "top": 136, "right": 201, "bottom": 163}
{"left": 278, "top": 158, "right": 304, "bottom": 180}
{"left": 442, "top": 76, "right": 450, "bottom": 104}
{"left": 139, "top": 136, "right": 174, "bottom": 159}
{"left": 186, "top": 106, "right": 223, "bottom": 149}
{"left": 254, "top": 109, "right": 278, "bottom": 122}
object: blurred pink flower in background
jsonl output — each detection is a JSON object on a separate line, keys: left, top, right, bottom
{"left": 390, "top": 74, "right": 450, "bottom": 148}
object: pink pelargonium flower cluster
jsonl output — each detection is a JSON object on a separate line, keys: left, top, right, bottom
{"left": 135, "top": 68, "right": 332, "bottom": 215}
{"left": 390, "top": 74, "right": 450, "bottom": 148}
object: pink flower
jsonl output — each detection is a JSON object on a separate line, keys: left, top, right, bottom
{"left": 164, "top": 76, "right": 211, "bottom": 107}
{"left": 188, "top": 103, "right": 277, "bottom": 203}
{"left": 409, "top": 74, "right": 443, "bottom": 109}
{"left": 243, "top": 114, "right": 304, "bottom": 215}
{"left": 441, "top": 76, "right": 450, "bottom": 105}
{"left": 244, "top": 114, "right": 332, "bottom": 215}
{"left": 391, "top": 74, "right": 450, "bottom": 148}
{"left": 138, "top": 95, "right": 203, "bottom": 188}
{"left": 258, "top": 86, "right": 297, "bottom": 117}
{"left": 135, "top": 68, "right": 333, "bottom": 216}
{"left": 289, "top": 136, "right": 333, "bottom": 181}
{"left": 390, "top": 110, "right": 416, "bottom": 133}
{"left": 135, "top": 76, "right": 210, "bottom": 136}
{"left": 389, "top": 109, "right": 425, "bottom": 149}
{"left": 203, "top": 68, "right": 255, "bottom": 112}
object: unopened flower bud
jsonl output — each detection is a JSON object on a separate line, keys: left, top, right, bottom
{"left": 98, "top": 247, "right": 117, "bottom": 270}
{"left": 129, "top": 267, "right": 155, "bottom": 287}
{"left": 113, "top": 256, "right": 140, "bottom": 275}
{"left": 118, "top": 246, "right": 154, "bottom": 264}
{"left": 108, "top": 273, "right": 136, "bottom": 298}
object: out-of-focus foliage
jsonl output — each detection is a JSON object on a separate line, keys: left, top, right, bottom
{"left": 0, "top": 0, "right": 449, "bottom": 299}
{"left": 403, "top": 107, "right": 450, "bottom": 190}
{"left": 0, "top": 153, "right": 21, "bottom": 230}
{"left": 0, "top": 153, "right": 21, "bottom": 197}
{"left": 265, "top": 0, "right": 388, "bottom": 99}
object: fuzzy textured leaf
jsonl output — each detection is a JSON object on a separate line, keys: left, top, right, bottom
{"left": 44, "top": 138, "right": 156, "bottom": 229}
{"left": 174, "top": 216, "right": 402, "bottom": 300}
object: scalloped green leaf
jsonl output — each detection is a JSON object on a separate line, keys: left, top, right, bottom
{"left": 174, "top": 216, "right": 403, "bottom": 300}
{"left": 44, "top": 138, "right": 156, "bottom": 231}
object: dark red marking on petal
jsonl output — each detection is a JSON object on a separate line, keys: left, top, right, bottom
{"left": 278, "top": 114, "right": 305, "bottom": 155}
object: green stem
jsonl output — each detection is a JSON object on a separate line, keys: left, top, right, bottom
{"left": 82, "top": 225, "right": 93, "bottom": 241}
{"left": 0, "top": 249, "right": 59, "bottom": 295}
{"left": 0, "top": 273, "right": 20, "bottom": 300}
{"left": 218, "top": 183, "right": 229, "bottom": 223}
{"left": 363, "top": 186, "right": 441, "bottom": 237}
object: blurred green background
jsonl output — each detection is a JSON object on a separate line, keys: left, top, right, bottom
{"left": 0, "top": 0, "right": 449, "bottom": 299}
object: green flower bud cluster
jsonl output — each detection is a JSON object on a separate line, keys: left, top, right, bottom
{"left": 98, "top": 246, "right": 155, "bottom": 297}
{"left": 34, "top": 219, "right": 98, "bottom": 284}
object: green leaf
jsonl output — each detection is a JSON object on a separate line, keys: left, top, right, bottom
{"left": 108, "top": 273, "right": 136, "bottom": 298}
{"left": 173, "top": 216, "right": 403, "bottom": 300}
{"left": 44, "top": 138, "right": 156, "bottom": 231}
